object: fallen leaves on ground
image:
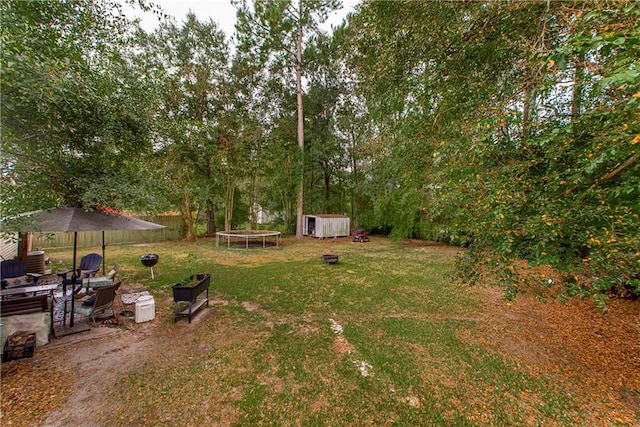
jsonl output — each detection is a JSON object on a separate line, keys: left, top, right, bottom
{"left": 1, "top": 359, "right": 73, "bottom": 426}
{"left": 474, "top": 283, "right": 640, "bottom": 425}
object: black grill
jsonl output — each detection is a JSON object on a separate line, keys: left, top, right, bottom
{"left": 141, "top": 253, "right": 159, "bottom": 267}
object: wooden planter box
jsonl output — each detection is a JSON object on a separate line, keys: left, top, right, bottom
{"left": 172, "top": 273, "right": 210, "bottom": 323}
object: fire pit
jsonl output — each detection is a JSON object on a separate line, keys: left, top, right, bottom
{"left": 322, "top": 254, "right": 339, "bottom": 264}
{"left": 140, "top": 254, "right": 159, "bottom": 279}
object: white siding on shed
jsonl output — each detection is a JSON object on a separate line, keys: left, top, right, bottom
{"left": 303, "top": 215, "right": 350, "bottom": 238}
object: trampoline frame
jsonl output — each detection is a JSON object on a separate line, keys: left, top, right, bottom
{"left": 215, "top": 230, "right": 281, "bottom": 249}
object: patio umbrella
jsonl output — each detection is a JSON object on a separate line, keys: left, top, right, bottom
{"left": 1, "top": 206, "right": 165, "bottom": 327}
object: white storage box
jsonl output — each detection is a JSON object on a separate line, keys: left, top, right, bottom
{"left": 135, "top": 295, "right": 155, "bottom": 323}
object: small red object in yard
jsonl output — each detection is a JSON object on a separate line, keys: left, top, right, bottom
{"left": 353, "top": 229, "right": 370, "bottom": 243}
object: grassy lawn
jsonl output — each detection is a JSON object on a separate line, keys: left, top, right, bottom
{"left": 15, "top": 237, "right": 629, "bottom": 425}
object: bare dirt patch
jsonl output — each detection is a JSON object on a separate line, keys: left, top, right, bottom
{"left": 1, "top": 317, "right": 156, "bottom": 427}
{"left": 241, "top": 301, "right": 261, "bottom": 312}
{"left": 333, "top": 335, "right": 355, "bottom": 355}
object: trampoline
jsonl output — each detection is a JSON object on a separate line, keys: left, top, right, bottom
{"left": 216, "top": 230, "right": 281, "bottom": 249}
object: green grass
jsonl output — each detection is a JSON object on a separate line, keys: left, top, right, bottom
{"left": 43, "top": 237, "right": 586, "bottom": 426}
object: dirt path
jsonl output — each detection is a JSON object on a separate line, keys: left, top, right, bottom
{"left": 41, "top": 323, "right": 155, "bottom": 426}
{"left": 1, "top": 316, "right": 157, "bottom": 427}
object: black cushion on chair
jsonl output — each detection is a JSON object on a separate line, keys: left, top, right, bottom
{"left": 82, "top": 294, "right": 96, "bottom": 307}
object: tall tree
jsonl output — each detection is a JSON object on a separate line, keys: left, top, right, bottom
{"left": 234, "top": 0, "right": 340, "bottom": 237}
{"left": 303, "top": 34, "right": 345, "bottom": 214}
{"left": 132, "top": 13, "right": 231, "bottom": 237}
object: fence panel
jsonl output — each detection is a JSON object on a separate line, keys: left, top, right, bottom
{"left": 30, "top": 215, "right": 183, "bottom": 249}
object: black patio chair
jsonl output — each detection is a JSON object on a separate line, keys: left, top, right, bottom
{"left": 57, "top": 253, "right": 103, "bottom": 286}
{"left": 1, "top": 259, "right": 41, "bottom": 289}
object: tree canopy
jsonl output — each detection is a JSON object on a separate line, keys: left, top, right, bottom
{"left": 2, "top": 0, "right": 638, "bottom": 304}
{"left": 1, "top": 0, "right": 156, "bottom": 214}
{"left": 344, "top": 0, "right": 640, "bottom": 305}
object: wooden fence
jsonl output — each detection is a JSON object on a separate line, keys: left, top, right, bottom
{"left": 30, "top": 215, "right": 183, "bottom": 249}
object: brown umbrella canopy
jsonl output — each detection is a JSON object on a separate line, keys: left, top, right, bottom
{"left": 5, "top": 206, "right": 165, "bottom": 233}
{"left": 2, "top": 206, "right": 165, "bottom": 327}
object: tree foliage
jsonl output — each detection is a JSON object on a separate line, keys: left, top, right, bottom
{"left": 345, "top": 0, "right": 640, "bottom": 304}
{"left": 130, "top": 13, "right": 232, "bottom": 237}
{"left": 1, "top": 0, "right": 155, "bottom": 216}
{"left": 234, "top": 0, "right": 341, "bottom": 237}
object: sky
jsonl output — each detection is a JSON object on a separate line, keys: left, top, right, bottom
{"left": 125, "top": 0, "right": 359, "bottom": 39}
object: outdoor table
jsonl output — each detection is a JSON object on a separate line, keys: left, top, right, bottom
{"left": 1, "top": 283, "right": 59, "bottom": 299}
{"left": 81, "top": 276, "right": 113, "bottom": 290}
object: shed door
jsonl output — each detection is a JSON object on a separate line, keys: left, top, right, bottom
{"left": 305, "top": 217, "right": 317, "bottom": 236}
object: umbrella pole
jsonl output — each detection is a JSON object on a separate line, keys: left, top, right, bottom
{"left": 69, "top": 232, "right": 78, "bottom": 327}
{"left": 102, "top": 231, "right": 106, "bottom": 275}
{"left": 61, "top": 282, "right": 67, "bottom": 326}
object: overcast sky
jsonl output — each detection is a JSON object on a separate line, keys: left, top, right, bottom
{"left": 125, "top": 0, "right": 359, "bottom": 39}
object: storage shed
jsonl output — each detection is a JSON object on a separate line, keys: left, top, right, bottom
{"left": 303, "top": 215, "right": 350, "bottom": 238}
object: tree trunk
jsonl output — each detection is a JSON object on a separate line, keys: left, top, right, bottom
{"left": 249, "top": 174, "right": 258, "bottom": 230}
{"left": 225, "top": 179, "right": 235, "bottom": 231}
{"left": 280, "top": 188, "right": 293, "bottom": 233}
{"left": 323, "top": 161, "right": 330, "bottom": 213}
{"left": 295, "top": 0, "right": 304, "bottom": 239}
{"left": 349, "top": 129, "right": 359, "bottom": 230}
{"left": 205, "top": 199, "right": 216, "bottom": 236}
{"left": 181, "top": 191, "right": 196, "bottom": 239}
{"left": 571, "top": 52, "right": 584, "bottom": 119}
{"left": 522, "top": 84, "right": 531, "bottom": 141}
{"left": 17, "top": 232, "right": 30, "bottom": 262}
